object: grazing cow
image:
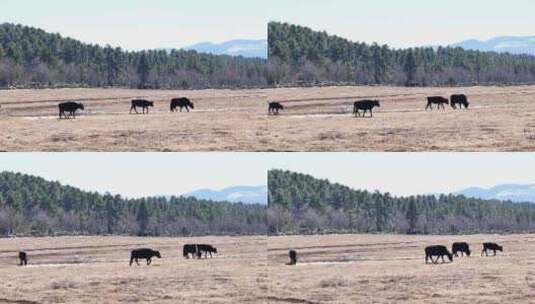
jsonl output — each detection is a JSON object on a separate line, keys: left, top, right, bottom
{"left": 197, "top": 244, "right": 218, "bottom": 258}
{"left": 130, "top": 99, "right": 154, "bottom": 114}
{"left": 19, "top": 251, "right": 28, "bottom": 266}
{"left": 482, "top": 243, "right": 503, "bottom": 256}
{"left": 425, "top": 245, "right": 453, "bottom": 264}
{"left": 268, "top": 102, "right": 284, "bottom": 115}
{"left": 183, "top": 244, "right": 198, "bottom": 259}
{"left": 59, "top": 102, "right": 85, "bottom": 119}
{"left": 426, "top": 96, "right": 449, "bottom": 111}
{"left": 288, "top": 250, "right": 297, "bottom": 265}
{"left": 452, "top": 242, "right": 471, "bottom": 257}
{"left": 450, "top": 94, "right": 470, "bottom": 109}
{"left": 170, "top": 98, "right": 194, "bottom": 112}
{"left": 353, "top": 100, "right": 381, "bottom": 117}
{"left": 129, "top": 248, "right": 161, "bottom": 266}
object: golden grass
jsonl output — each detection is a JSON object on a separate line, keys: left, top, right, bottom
{"left": 265, "top": 85, "right": 535, "bottom": 151}
{"left": 0, "top": 234, "right": 533, "bottom": 303}
{"left": 0, "top": 88, "right": 270, "bottom": 152}
{"left": 2, "top": 85, "right": 535, "bottom": 151}
{"left": 0, "top": 236, "right": 267, "bottom": 303}
{"left": 268, "top": 234, "right": 535, "bottom": 304}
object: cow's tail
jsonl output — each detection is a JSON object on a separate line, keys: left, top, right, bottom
{"left": 129, "top": 253, "right": 134, "bottom": 266}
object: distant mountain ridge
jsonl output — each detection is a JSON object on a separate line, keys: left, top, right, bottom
{"left": 456, "top": 184, "right": 535, "bottom": 203}
{"left": 451, "top": 36, "right": 535, "bottom": 56}
{"left": 186, "top": 185, "right": 267, "bottom": 205}
{"left": 184, "top": 39, "right": 267, "bottom": 58}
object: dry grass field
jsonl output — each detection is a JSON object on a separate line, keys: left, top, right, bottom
{"left": 2, "top": 85, "right": 535, "bottom": 151}
{"left": 0, "top": 88, "right": 269, "bottom": 151}
{"left": 268, "top": 234, "right": 535, "bottom": 304}
{"left": 0, "top": 236, "right": 268, "bottom": 304}
{"left": 265, "top": 85, "right": 535, "bottom": 151}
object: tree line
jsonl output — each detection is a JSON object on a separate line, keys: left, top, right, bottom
{"left": 0, "top": 23, "right": 267, "bottom": 90}
{"left": 268, "top": 170, "right": 535, "bottom": 235}
{"left": 0, "top": 171, "right": 267, "bottom": 237}
{"left": 267, "top": 22, "right": 535, "bottom": 87}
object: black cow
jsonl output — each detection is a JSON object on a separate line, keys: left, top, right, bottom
{"left": 183, "top": 244, "right": 198, "bottom": 259}
{"left": 425, "top": 245, "right": 453, "bottom": 264}
{"left": 452, "top": 242, "right": 471, "bottom": 257}
{"left": 19, "top": 251, "right": 28, "bottom": 266}
{"left": 269, "top": 102, "right": 284, "bottom": 115}
{"left": 426, "top": 96, "right": 449, "bottom": 111}
{"left": 197, "top": 244, "right": 218, "bottom": 258}
{"left": 129, "top": 248, "right": 161, "bottom": 266}
{"left": 130, "top": 99, "right": 154, "bottom": 114}
{"left": 59, "top": 102, "right": 84, "bottom": 119}
{"left": 482, "top": 243, "right": 503, "bottom": 256}
{"left": 354, "top": 100, "right": 381, "bottom": 117}
{"left": 288, "top": 250, "right": 297, "bottom": 265}
{"left": 170, "top": 98, "right": 194, "bottom": 112}
{"left": 450, "top": 94, "right": 470, "bottom": 109}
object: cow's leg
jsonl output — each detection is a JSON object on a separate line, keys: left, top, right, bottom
{"left": 370, "top": 109, "right": 373, "bottom": 117}
{"left": 147, "top": 258, "right": 151, "bottom": 266}
{"left": 136, "top": 258, "right": 140, "bottom": 266}
{"left": 493, "top": 250, "right": 496, "bottom": 256}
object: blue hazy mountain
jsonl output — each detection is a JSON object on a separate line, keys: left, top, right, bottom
{"left": 451, "top": 36, "right": 535, "bottom": 56}
{"left": 185, "top": 185, "right": 267, "bottom": 205}
{"left": 456, "top": 184, "right": 535, "bottom": 203}
{"left": 183, "top": 39, "right": 267, "bottom": 58}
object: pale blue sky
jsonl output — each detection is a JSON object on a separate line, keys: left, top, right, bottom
{"left": 2, "top": 0, "right": 534, "bottom": 50}
{"left": 1, "top": 153, "right": 534, "bottom": 198}
{"left": 0, "top": 153, "right": 268, "bottom": 198}
{"left": 269, "top": 0, "right": 535, "bottom": 48}
{"left": 0, "top": 0, "right": 269, "bottom": 50}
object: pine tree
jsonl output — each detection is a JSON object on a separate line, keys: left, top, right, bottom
{"left": 405, "top": 199, "right": 419, "bottom": 233}
{"left": 136, "top": 201, "right": 150, "bottom": 236}
{"left": 137, "top": 52, "right": 150, "bottom": 89}
{"left": 404, "top": 49, "right": 417, "bottom": 87}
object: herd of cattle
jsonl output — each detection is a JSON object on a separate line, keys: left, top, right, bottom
{"left": 1, "top": 94, "right": 469, "bottom": 119}
{"left": 269, "top": 94, "right": 470, "bottom": 117}
{"left": 15, "top": 244, "right": 218, "bottom": 267}
{"left": 287, "top": 241, "right": 503, "bottom": 266}
{"left": 57, "top": 97, "right": 195, "bottom": 119}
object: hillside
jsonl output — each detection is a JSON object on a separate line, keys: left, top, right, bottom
{"left": 267, "top": 22, "right": 535, "bottom": 86}
{"left": 0, "top": 171, "right": 266, "bottom": 237}
{"left": 452, "top": 36, "right": 535, "bottom": 56}
{"left": 456, "top": 184, "right": 535, "bottom": 203}
{"left": 184, "top": 39, "right": 267, "bottom": 59}
{"left": 186, "top": 186, "right": 268, "bottom": 205}
{"left": 268, "top": 170, "right": 535, "bottom": 235}
{"left": 0, "top": 23, "right": 267, "bottom": 89}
